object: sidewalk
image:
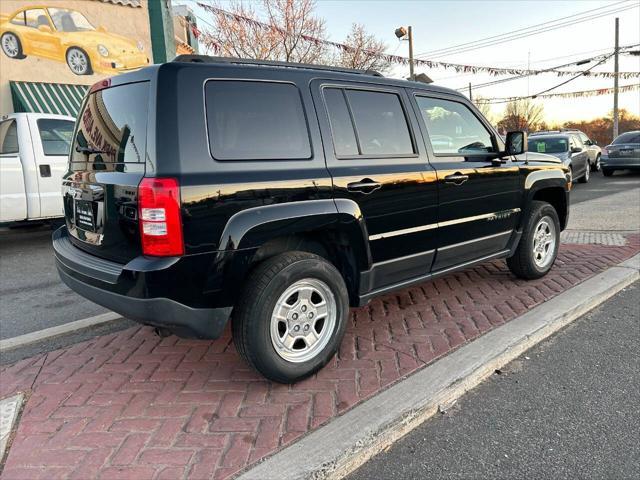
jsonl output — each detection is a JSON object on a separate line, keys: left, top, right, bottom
{"left": 1, "top": 235, "right": 639, "bottom": 480}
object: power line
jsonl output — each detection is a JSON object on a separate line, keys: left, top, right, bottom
{"left": 476, "top": 54, "right": 615, "bottom": 104}
{"left": 458, "top": 43, "right": 640, "bottom": 91}
{"left": 415, "top": 1, "right": 638, "bottom": 59}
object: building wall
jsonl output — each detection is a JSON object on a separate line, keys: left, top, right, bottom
{"left": 0, "top": 0, "right": 152, "bottom": 114}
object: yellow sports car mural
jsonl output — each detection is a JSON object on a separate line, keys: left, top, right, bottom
{"left": 0, "top": 6, "right": 149, "bottom": 75}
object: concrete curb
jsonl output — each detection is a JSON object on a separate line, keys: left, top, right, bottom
{"left": 237, "top": 253, "right": 640, "bottom": 480}
{"left": 0, "top": 312, "right": 121, "bottom": 352}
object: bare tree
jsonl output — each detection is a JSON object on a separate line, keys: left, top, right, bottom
{"left": 473, "top": 98, "right": 494, "bottom": 124}
{"left": 264, "top": 0, "right": 327, "bottom": 63}
{"left": 201, "top": 0, "right": 328, "bottom": 63}
{"left": 497, "top": 99, "right": 545, "bottom": 133}
{"left": 337, "top": 23, "right": 390, "bottom": 73}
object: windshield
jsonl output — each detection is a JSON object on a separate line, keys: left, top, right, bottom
{"left": 528, "top": 137, "right": 568, "bottom": 154}
{"left": 48, "top": 8, "right": 94, "bottom": 32}
{"left": 613, "top": 132, "right": 640, "bottom": 144}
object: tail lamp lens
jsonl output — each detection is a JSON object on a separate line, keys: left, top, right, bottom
{"left": 138, "top": 178, "right": 184, "bottom": 256}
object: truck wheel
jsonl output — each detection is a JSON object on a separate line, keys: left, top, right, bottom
{"left": 66, "top": 47, "right": 93, "bottom": 75}
{"left": 1, "top": 32, "right": 25, "bottom": 59}
{"left": 232, "top": 251, "right": 349, "bottom": 383}
{"left": 602, "top": 168, "right": 614, "bottom": 177}
{"left": 507, "top": 201, "right": 560, "bottom": 280}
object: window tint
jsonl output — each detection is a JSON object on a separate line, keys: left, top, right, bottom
{"left": 416, "top": 97, "right": 495, "bottom": 155}
{"left": 324, "top": 88, "right": 358, "bottom": 156}
{"left": 24, "top": 9, "right": 49, "bottom": 29}
{"left": 345, "top": 90, "right": 414, "bottom": 156}
{"left": 205, "top": 81, "right": 311, "bottom": 161}
{"left": 613, "top": 132, "right": 640, "bottom": 144}
{"left": 528, "top": 137, "right": 568, "bottom": 154}
{"left": 37, "top": 119, "right": 74, "bottom": 156}
{"left": 0, "top": 120, "right": 19, "bottom": 154}
{"left": 72, "top": 81, "right": 148, "bottom": 166}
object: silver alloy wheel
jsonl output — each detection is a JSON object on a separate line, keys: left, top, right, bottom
{"left": 2, "top": 33, "right": 19, "bottom": 57}
{"left": 270, "top": 278, "right": 337, "bottom": 363}
{"left": 67, "top": 48, "right": 89, "bottom": 75}
{"left": 594, "top": 156, "right": 601, "bottom": 171}
{"left": 584, "top": 161, "right": 590, "bottom": 181}
{"left": 532, "top": 216, "right": 556, "bottom": 269}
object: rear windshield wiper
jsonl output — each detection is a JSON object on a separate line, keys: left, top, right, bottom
{"left": 75, "top": 145, "right": 106, "bottom": 155}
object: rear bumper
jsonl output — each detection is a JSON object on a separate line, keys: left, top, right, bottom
{"left": 53, "top": 227, "right": 232, "bottom": 339}
{"left": 601, "top": 156, "right": 640, "bottom": 169}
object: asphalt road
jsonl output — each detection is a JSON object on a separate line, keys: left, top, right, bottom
{"left": 0, "top": 169, "right": 638, "bottom": 344}
{"left": 346, "top": 281, "right": 640, "bottom": 480}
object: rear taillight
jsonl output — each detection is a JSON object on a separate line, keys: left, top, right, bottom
{"left": 138, "top": 178, "right": 184, "bottom": 257}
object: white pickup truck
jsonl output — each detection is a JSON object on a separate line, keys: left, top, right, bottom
{"left": 0, "top": 112, "right": 75, "bottom": 224}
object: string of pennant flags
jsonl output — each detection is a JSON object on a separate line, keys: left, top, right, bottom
{"left": 190, "top": 3, "right": 640, "bottom": 79}
{"left": 474, "top": 83, "right": 640, "bottom": 103}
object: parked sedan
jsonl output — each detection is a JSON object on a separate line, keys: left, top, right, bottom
{"left": 527, "top": 133, "right": 591, "bottom": 183}
{"left": 601, "top": 131, "right": 640, "bottom": 176}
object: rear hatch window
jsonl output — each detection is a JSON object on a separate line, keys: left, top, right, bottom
{"left": 71, "top": 81, "right": 148, "bottom": 167}
{"left": 63, "top": 81, "right": 149, "bottom": 263}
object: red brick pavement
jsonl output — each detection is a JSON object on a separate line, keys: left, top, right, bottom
{"left": 1, "top": 237, "right": 638, "bottom": 480}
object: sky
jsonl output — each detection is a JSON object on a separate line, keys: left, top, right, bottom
{"left": 177, "top": 0, "right": 640, "bottom": 124}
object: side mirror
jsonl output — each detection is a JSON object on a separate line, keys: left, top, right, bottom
{"left": 37, "top": 24, "right": 52, "bottom": 33}
{"left": 571, "top": 146, "right": 582, "bottom": 153}
{"left": 505, "top": 131, "right": 527, "bottom": 156}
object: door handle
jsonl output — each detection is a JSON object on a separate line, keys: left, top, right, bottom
{"left": 39, "top": 164, "right": 51, "bottom": 177}
{"left": 347, "top": 179, "right": 382, "bottom": 194}
{"left": 444, "top": 173, "right": 469, "bottom": 185}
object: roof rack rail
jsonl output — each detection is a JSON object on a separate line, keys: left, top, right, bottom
{"left": 172, "top": 55, "right": 384, "bottom": 77}
{"left": 530, "top": 128, "right": 580, "bottom": 136}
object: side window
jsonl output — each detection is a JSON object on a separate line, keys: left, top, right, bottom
{"left": 205, "top": 81, "right": 311, "bottom": 161}
{"left": 24, "top": 9, "right": 50, "bottom": 29}
{"left": 345, "top": 89, "right": 414, "bottom": 156}
{"left": 578, "top": 133, "right": 590, "bottom": 145}
{"left": 0, "top": 120, "right": 19, "bottom": 155}
{"left": 416, "top": 96, "right": 495, "bottom": 157}
{"left": 11, "top": 12, "right": 26, "bottom": 26}
{"left": 572, "top": 135, "right": 583, "bottom": 148}
{"left": 323, "top": 88, "right": 358, "bottom": 157}
{"left": 37, "top": 119, "right": 74, "bottom": 156}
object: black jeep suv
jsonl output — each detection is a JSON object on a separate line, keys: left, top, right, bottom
{"left": 54, "top": 56, "right": 570, "bottom": 383}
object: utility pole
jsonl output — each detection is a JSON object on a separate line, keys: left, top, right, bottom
{"left": 468, "top": 82, "right": 472, "bottom": 101}
{"left": 613, "top": 17, "right": 620, "bottom": 138}
{"left": 408, "top": 26, "right": 415, "bottom": 81}
{"left": 394, "top": 26, "right": 415, "bottom": 81}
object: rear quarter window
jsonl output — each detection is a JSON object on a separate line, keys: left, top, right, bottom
{"left": 204, "top": 80, "right": 312, "bottom": 161}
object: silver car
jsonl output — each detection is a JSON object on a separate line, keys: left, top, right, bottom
{"left": 527, "top": 133, "right": 591, "bottom": 184}
{"left": 601, "top": 131, "right": 640, "bottom": 176}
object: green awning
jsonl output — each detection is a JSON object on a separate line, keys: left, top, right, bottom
{"left": 10, "top": 81, "right": 89, "bottom": 117}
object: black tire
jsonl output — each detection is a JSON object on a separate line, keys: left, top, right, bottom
{"left": 577, "top": 159, "right": 590, "bottom": 183}
{"left": 507, "top": 201, "right": 561, "bottom": 280}
{"left": 66, "top": 47, "right": 93, "bottom": 75}
{"left": 1, "top": 32, "right": 26, "bottom": 59}
{"left": 590, "top": 154, "right": 601, "bottom": 172}
{"left": 602, "top": 168, "right": 614, "bottom": 177}
{"left": 232, "top": 251, "right": 349, "bottom": 383}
